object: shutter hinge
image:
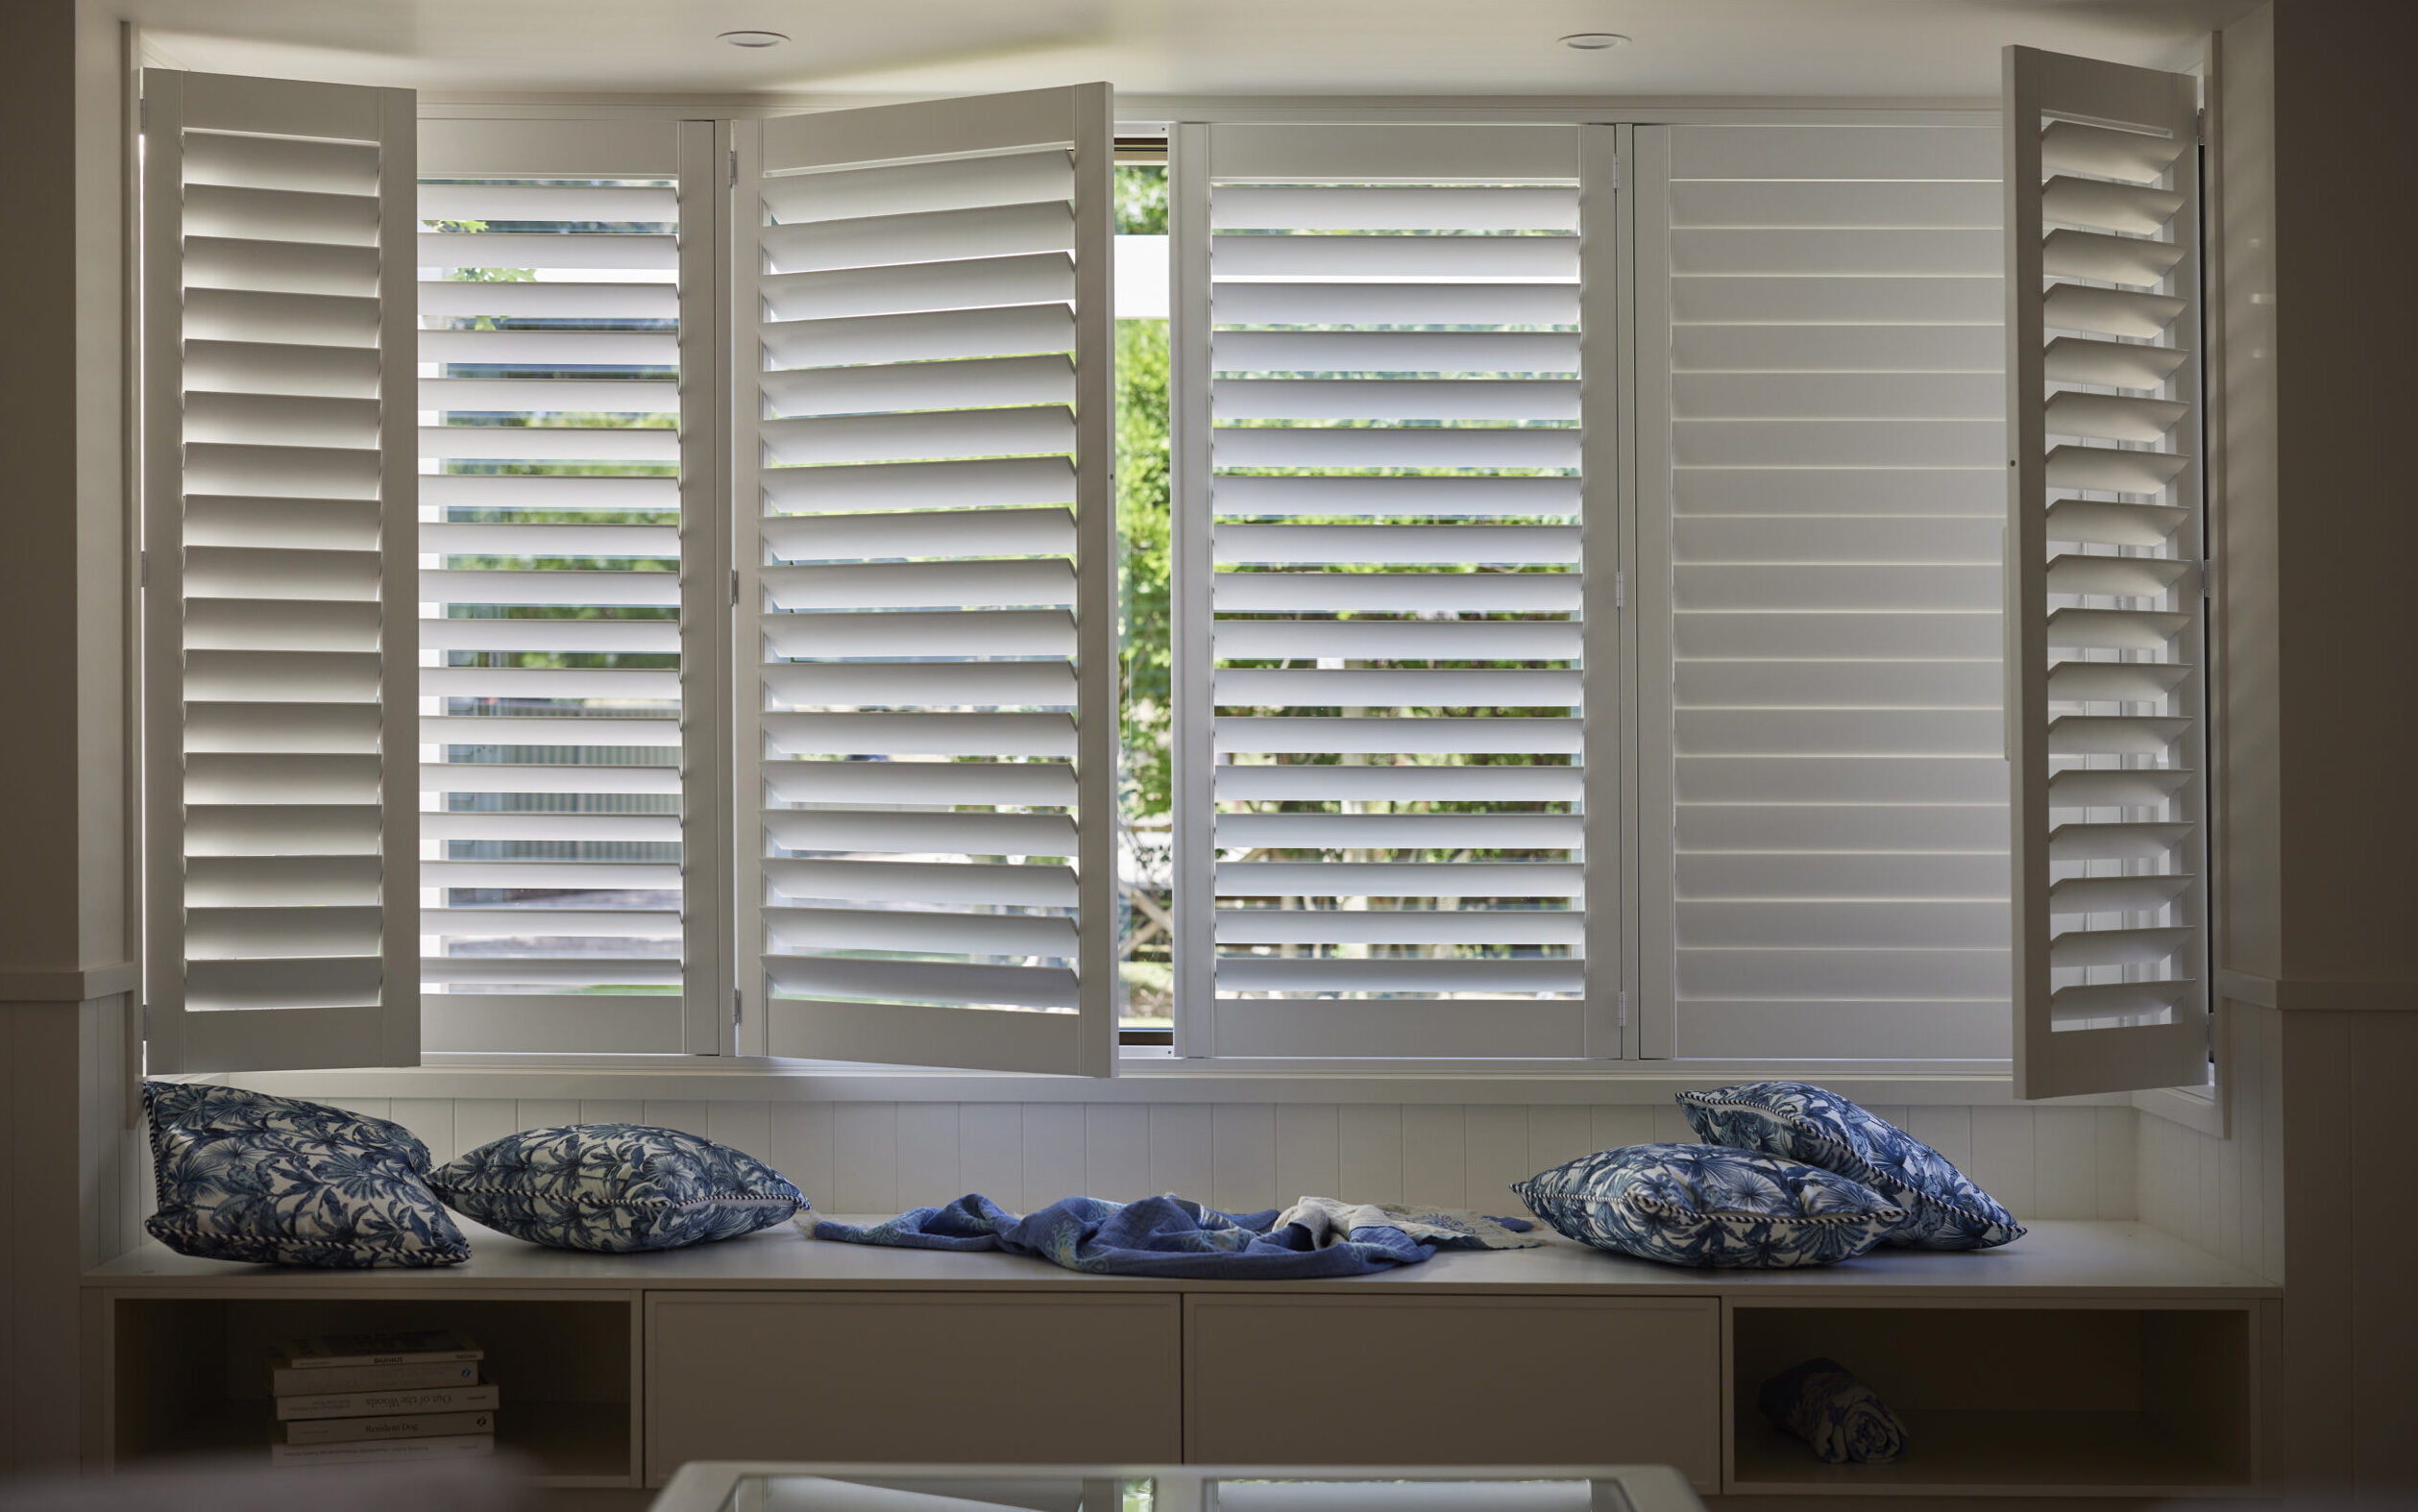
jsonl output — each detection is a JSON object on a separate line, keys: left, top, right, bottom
{"left": 138, "top": 549, "right": 147, "bottom": 590}
{"left": 2195, "top": 108, "right": 2207, "bottom": 145}
{"left": 1607, "top": 155, "right": 1623, "bottom": 192}
{"left": 2198, "top": 558, "right": 2214, "bottom": 600}
{"left": 1617, "top": 989, "right": 1629, "bottom": 1029}
{"left": 138, "top": 96, "right": 148, "bottom": 131}
{"left": 728, "top": 149, "right": 739, "bottom": 186}
{"left": 1614, "top": 570, "right": 1626, "bottom": 610}
{"left": 730, "top": 567, "right": 741, "bottom": 607}
{"left": 732, "top": 988, "right": 743, "bottom": 1026}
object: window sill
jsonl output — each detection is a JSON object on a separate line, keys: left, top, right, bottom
{"left": 210, "top": 1054, "right": 2136, "bottom": 1108}
{"left": 2132, "top": 1083, "right": 2224, "bottom": 1137}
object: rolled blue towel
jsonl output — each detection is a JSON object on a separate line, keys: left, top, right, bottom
{"left": 1758, "top": 1355, "right": 1908, "bottom": 1465}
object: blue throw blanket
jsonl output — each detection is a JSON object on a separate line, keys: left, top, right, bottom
{"left": 814, "top": 1193, "right": 1529, "bottom": 1279}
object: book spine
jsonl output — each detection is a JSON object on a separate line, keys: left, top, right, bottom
{"left": 281, "top": 1410, "right": 496, "bottom": 1446}
{"left": 283, "top": 1348, "right": 484, "bottom": 1371}
{"left": 269, "top": 1360, "right": 481, "bottom": 1396}
{"left": 269, "top": 1433, "right": 496, "bottom": 1467}
{"left": 277, "top": 1383, "right": 501, "bottom": 1421}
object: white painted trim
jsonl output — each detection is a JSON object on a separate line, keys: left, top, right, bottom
{"left": 195, "top": 1057, "right": 2133, "bottom": 1107}
{"left": 2135, "top": 1083, "right": 2223, "bottom": 1136}
{"left": 414, "top": 96, "right": 1999, "bottom": 127}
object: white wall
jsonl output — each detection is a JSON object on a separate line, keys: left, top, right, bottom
{"left": 262, "top": 1092, "right": 2141, "bottom": 1220}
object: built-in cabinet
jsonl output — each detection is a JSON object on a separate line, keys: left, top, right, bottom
{"left": 86, "top": 1219, "right": 2271, "bottom": 1500}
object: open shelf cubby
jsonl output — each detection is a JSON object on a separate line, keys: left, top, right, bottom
{"left": 1728, "top": 1303, "right": 2258, "bottom": 1496}
{"left": 108, "top": 1294, "right": 636, "bottom": 1487}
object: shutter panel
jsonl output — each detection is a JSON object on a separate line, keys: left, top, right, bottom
{"left": 2004, "top": 49, "right": 2210, "bottom": 1097}
{"left": 141, "top": 71, "right": 418, "bottom": 1072}
{"left": 414, "top": 118, "right": 724, "bottom": 1056}
{"left": 1634, "top": 123, "right": 2013, "bottom": 1062}
{"left": 1176, "top": 125, "right": 1613, "bottom": 1060}
{"left": 735, "top": 85, "right": 1118, "bottom": 1074}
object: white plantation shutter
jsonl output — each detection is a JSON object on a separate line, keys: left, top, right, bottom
{"left": 1174, "top": 125, "right": 1616, "bottom": 1060}
{"left": 414, "top": 119, "right": 725, "bottom": 1055}
{"left": 734, "top": 85, "right": 1118, "bottom": 1074}
{"left": 141, "top": 71, "right": 418, "bottom": 1072}
{"left": 2003, "top": 49, "right": 2210, "bottom": 1097}
{"left": 1633, "top": 124, "right": 2014, "bottom": 1061}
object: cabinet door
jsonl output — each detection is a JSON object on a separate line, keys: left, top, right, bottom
{"left": 645, "top": 1292, "right": 1180, "bottom": 1482}
{"left": 1186, "top": 1295, "right": 1720, "bottom": 1485}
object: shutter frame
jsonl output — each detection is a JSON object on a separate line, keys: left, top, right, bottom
{"left": 141, "top": 69, "right": 418, "bottom": 1073}
{"left": 736, "top": 85, "right": 1119, "bottom": 1076}
{"left": 2005, "top": 46, "right": 2211, "bottom": 1098}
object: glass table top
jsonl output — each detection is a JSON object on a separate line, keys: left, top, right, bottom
{"left": 715, "top": 1469, "right": 1662, "bottom": 1512}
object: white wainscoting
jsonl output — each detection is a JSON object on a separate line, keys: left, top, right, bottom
{"left": 2134, "top": 1001, "right": 2284, "bottom": 1280}
{"left": 290, "top": 1094, "right": 2142, "bottom": 1220}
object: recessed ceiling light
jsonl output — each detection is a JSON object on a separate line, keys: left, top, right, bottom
{"left": 718, "top": 29, "right": 791, "bottom": 47}
{"left": 1559, "top": 32, "right": 1630, "bottom": 50}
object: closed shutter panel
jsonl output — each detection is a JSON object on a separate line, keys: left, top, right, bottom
{"left": 734, "top": 85, "right": 1119, "bottom": 1074}
{"left": 2003, "top": 49, "right": 2210, "bottom": 1097}
{"left": 415, "top": 120, "right": 723, "bottom": 1056}
{"left": 1177, "top": 125, "right": 1614, "bottom": 1060}
{"left": 1634, "top": 124, "right": 2013, "bottom": 1061}
{"left": 141, "top": 71, "right": 418, "bottom": 1072}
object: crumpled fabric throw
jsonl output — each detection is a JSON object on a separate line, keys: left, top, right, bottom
{"left": 809, "top": 1192, "right": 1533, "bottom": 1279}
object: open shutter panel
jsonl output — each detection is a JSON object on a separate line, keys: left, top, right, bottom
{"left": 735, "top": 85, "right": 1119, "bottom": 1074}
{"left": 1176, "top": 125, "right": 1613, "bottom": 1060}
{"left": 141, "top": 71, "right": 418, "bottom": 1072}
{"left": 2004, "top": 48, "right": 2210, "bottom": 1097}
{"left": 414, "top": 119, "right": 723, "bottom": 1056}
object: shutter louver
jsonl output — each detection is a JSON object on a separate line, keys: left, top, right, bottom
{"left": 1635, "top": 124, "right": 2014, "bottom": 1062}
{"left": 1179, "top": 125, "right": 1614, "bottom": 1060}
{"left": 735, "top": 86, "right": 1118, "bottom": 1074}
{"left": 2004, "top": 49, "right": 2210, "bottom": 1096}
{"left": 415, "top": 119, "right": 721, "bottom": 1055}
{"left": 142, "top": 70, "right": 418, "bottom": 1072}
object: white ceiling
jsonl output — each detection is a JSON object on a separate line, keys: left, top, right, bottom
{"left": 124, "top": 0, "right": 2254, "bottom": 103}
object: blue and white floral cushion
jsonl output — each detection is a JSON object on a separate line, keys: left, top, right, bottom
{"left": 1678, "top": 1082, "right": 2025, "bottom": 1250}
{"left": 1513, "top": 1143, "right": 1905, "bottom": 1269}
{"left": 142, "top": 1082, "right": 469, "bottom": 1269}
{"left": 1759, "top": 1355, "right": 1909, "bottom": 1464}
{"left": 430, "top": 1124, "right": 806, "bottom": 1253}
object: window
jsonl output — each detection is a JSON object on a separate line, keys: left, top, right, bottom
{"left": 1168, "top": 124, "right": 1612, "bottom": 1060}
{"left": 138, "top": 62, "right": 2209, "bottom": 1092}
{"left": 416, "top": 119, "right": 723, "bottom": 1056}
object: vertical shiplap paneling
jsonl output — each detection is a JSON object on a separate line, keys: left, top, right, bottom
{"left": 893, "top": 1102, "right": 961, "bottom": 1208}
{"left": 453, "top": 1098, "right": 518, "bottom": 1155}
{"left": 1400, "top": 1104, "right": 1467, "bottom": 1208}
{"left": 2031, "top": 1106, "right": 2098, "bottom": 1218}
{"left": 641, "top": 1100, "right": 712, "bottom": 1136}
{"left": 831, "top": 1102, "right": 898, "bottom": 1212}
{"left": 707, "top": 1100, "right": 773, "bottom": 1166}
{"left": 1592, "top": 1105, "right": 1655, "bottom": 1155}
{"left": 517, "top": 1098, "right": 578, "bottom": 1133}
{"left": 1900, "top": 1105, "right": 1972, "bottom": 1171}
{"left": 771, "top": 1100, "right": 836, "bottom": 1211}
{"left": 1463, "top": 1106, "right": 1531, "bottom": 1211}
{"left": 1022, "top": 1103, "right": 1087, "bottom": 1203}
{"left": 1527, "top": 1105, "right": 1594, "bottom": 1175}
{"left": 2259, "top": 1001, "right": 2285, "bottom": 1280}
{"left": 244, "top": 1091, "right": 2181, "bottom": 1231}
{"left": 959, "top": 1104, "right": 1024, "bottom": 1209}
{"left": 1086, "top": 1104, "right": 1151, "bottom": 1203}
{"left": 1965, "top": 1106, "right": 2039, "bottom": 1218}
{"left": 388, "top": 1098, "right": 457, "bottom": 1164}
{"left": 1337, "top": 1104, "right": 1404, "bottom": 1205}
{"left": 2093, "top": 1105, "right": 2137, "bottom": 1221}
{"left": 1148, "top": 1104, "right": 1212, "bottom": 1201}
{"left": 1274, "top": 1103, "right": 1340, "bottom": 1205}
{"left": 578, "top": 1099, "right": 644, "bottom": 1125}
{"left": 1210, "top": 1103, "right": 1276, "bottom": 1213}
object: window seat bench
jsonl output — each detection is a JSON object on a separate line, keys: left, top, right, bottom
{"left": 85, "top": 1218, "right": 2274, "bottom": 1500}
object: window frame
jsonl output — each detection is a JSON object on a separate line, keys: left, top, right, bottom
{"left": 156, "top": 94, "right": 2225, "bottom": 1101}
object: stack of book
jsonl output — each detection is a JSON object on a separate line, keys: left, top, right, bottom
{"left": 268, "top": 1329, "right": 498, "bottom": 1467}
